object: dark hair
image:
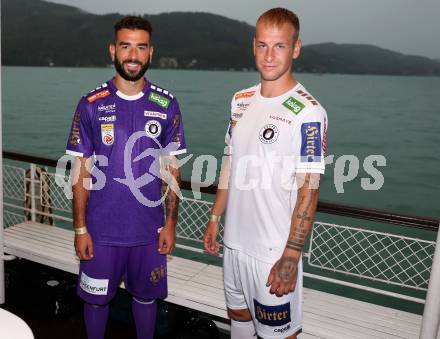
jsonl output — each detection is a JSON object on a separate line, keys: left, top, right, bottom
{"left": 114, "top": 16, "right": 153, "bottom": 37}
{"left": 257, "top": 8, "right": 300, "bottom": 41}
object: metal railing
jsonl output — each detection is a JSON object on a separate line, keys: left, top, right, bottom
{"left": 2, "top": 151, "right": 439, "bottom": 306}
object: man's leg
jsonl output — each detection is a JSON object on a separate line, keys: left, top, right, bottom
{"left": 224, "top": 247, "right": 257, "bottom": 339}
{"left": 131, "top": 298, "right": 157, "bottom": 339}
{"left": 84, "top": 303, "right": 109, "bottom": 339}
{"left": 78, "top": 244, "right": 127, "bottom": 339}
{"left": 246, "top": 257, "right": 303, "bottom": 339}
{"left": 228, "top": 308, "right": 256, "bottom": 338}
{"left": 126, "top": 244, "right": 167, "bottom": 339}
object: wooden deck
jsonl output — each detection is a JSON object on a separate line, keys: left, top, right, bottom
{"left": 3, "top": 221, "right": 431, "bottom": 339}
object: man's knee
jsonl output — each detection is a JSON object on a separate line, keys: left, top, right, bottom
{"left": 227, "top": 308, "right": 252, "bottom": 321}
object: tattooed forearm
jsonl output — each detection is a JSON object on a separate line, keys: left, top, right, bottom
{"left": 162, "top": 158, "right": 182, "bottom": 223}
{"left": 286, "top": 173, "right": 320, "bottom": 253}
{"left": 287, "top": 210, "right": 312, "bottom": 251}
{"left": 277, "top": 257, "right": 298, "bottom": 282}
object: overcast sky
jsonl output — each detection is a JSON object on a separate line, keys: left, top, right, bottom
{"left": 50, "top": 0, "right": 440, "bottom": 59}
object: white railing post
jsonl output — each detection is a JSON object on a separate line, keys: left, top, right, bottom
{"left": 420, "top": 225, "right": 440, "bottom": 339}
{"left": 0, "top": 3, "right": 4, "bottom": 305}
{"left": 30, "top": 163, "right": 37, "bottom": 222}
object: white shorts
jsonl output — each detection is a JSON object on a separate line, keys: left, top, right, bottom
{"left": 223, "top": 247, "right": 303, "bottom": 338}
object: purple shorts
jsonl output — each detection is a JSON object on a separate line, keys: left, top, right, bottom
{"left": 77, "top": 243, "right": 167, "bottom": 305}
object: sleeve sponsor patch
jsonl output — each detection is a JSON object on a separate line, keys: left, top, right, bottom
{"left": 87, "top": 89, "right": 111, "bottom": 103}
{"left": 254, "top": 299, "right": 291, "bottom": 326}
{"left": 69, "top": 111, "right": 81, "bottom": 145}
{"left": 234, "top": 91, "right": 255, "bottom": 100}
{"left": 149, "top": 92, "right": 170, "bottom": 108}
{"left": 283, "top": 97, "right": 305, "bottom": 115}
{"left": 301, "top": 122, "right": 322, "bottom": 162}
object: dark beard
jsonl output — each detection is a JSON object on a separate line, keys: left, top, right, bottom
{"left": 114, "top": 55, "right": 150, "bottom": 81}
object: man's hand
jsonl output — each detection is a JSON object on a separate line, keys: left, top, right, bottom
{"left": 266, "top": 252, "right": 300, "bottom": 297}
{"left": 74, "top": 233, "right": 94, "bottom": 260}
{"left": 158, "top": 223, "right": 176, "bottom": 255}
{"left": 203, "top": 221, "right": 220, "bottom": 255}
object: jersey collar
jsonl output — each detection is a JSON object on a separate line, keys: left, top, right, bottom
{"left": 108, "top": 77, "right": 150, "bottom": 101}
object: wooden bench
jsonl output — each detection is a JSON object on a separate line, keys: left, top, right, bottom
{"left": 3, "top": 221, "right": 429, "bottom": 339}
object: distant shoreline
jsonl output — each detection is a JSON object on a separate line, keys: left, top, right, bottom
{"left": 2, "top": 65, "right": 440, "bottom": 77}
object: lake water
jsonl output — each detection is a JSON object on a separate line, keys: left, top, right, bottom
{"left": 2, "top": 66, "right": 439, "bottom": 218}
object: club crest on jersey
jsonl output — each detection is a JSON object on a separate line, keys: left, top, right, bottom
{"left": 101, "top": 123, "right": 114, "bottom": 146}
{"left": 259, "top": 124, "right": 279, "bottom": 144}
{"left": 145, "top": 120, "right": 162, "bottom": 138}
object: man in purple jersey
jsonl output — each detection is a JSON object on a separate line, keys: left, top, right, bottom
{"left": 66, "top": 16, "right": 186, "bottom": 339}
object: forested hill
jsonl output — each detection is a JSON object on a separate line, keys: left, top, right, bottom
{"left": 2, "top": 0, "right": 440, "bottom": 76}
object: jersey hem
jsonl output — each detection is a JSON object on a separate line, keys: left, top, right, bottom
{"left": 223, "top": 243, "right": 282, "bottom": 264}
{"left": 66, "top": 150, "right": 84, "bottom": 157}
{"left": 92, "top": 238, "right": 158, "bottom": 247}
{"left": 295, "top": 168, "right": 325, "bottom": 174}
{"left": 169, "top": 148, "right": 187, "bottom": 156}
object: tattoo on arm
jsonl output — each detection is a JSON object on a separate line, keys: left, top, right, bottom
{"left": 163, "top": 165, "right": 181, "bottom": 222}
{"left": 287, "top": 177, "right": 319, "bottom": 253}
{"left": 287, "top": 211, "right": 311, "bottom": 251}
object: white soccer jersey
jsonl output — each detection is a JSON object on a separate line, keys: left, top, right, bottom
{"left": 224, "top": 82, "right": 328, "bottom": 263}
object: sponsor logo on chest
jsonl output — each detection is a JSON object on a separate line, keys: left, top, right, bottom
{"left": 269, "top": 115, "right": 292, "bottom": 125}
{"left": 232, "top": 112, "right": 244, "bottom": 119}
{"left": 236, "top": 102, "right": 250, "bottom": 111}
{"left": 144, "top": 111, "right": 167, "bottom": 120}
{"left": 98, "top": 115, "right": 116, "bottom": 123}
{"left": 98, "top": 103, "right": 116, "bottom": 113}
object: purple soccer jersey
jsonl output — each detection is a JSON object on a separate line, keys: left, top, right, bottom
{"left": 66, "top": 78, "right": 186, "bottom": 246}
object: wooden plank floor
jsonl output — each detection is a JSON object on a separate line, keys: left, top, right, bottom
{"left": 3, "top": 221, "right": 431, "bottom": 338}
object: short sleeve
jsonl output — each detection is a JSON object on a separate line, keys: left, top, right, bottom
{"left": 162, "top": 98, "right": 187, "bottom": 156}
{"left": 294, "top": 107, "right": 328, "bottom": 174}
{"left": 224, "top": 96, "right": 235, "bottom": 156}
{"left": 66, "top": 98, "right": 94, "bottom": 158}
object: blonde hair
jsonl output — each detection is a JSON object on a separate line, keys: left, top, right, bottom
{"left": 257, "top": 8, "right": 300, "bottom": 41}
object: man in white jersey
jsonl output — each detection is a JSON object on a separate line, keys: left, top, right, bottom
{"left": 203, "top": 8, "right": 327, "bottom": 339}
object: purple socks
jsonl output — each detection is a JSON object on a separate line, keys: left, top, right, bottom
{"left": 132, "top": 298, "right": 157, "bottom": 339}
{"left": 84, "top": 303, "right": 109, "bottom": 339}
